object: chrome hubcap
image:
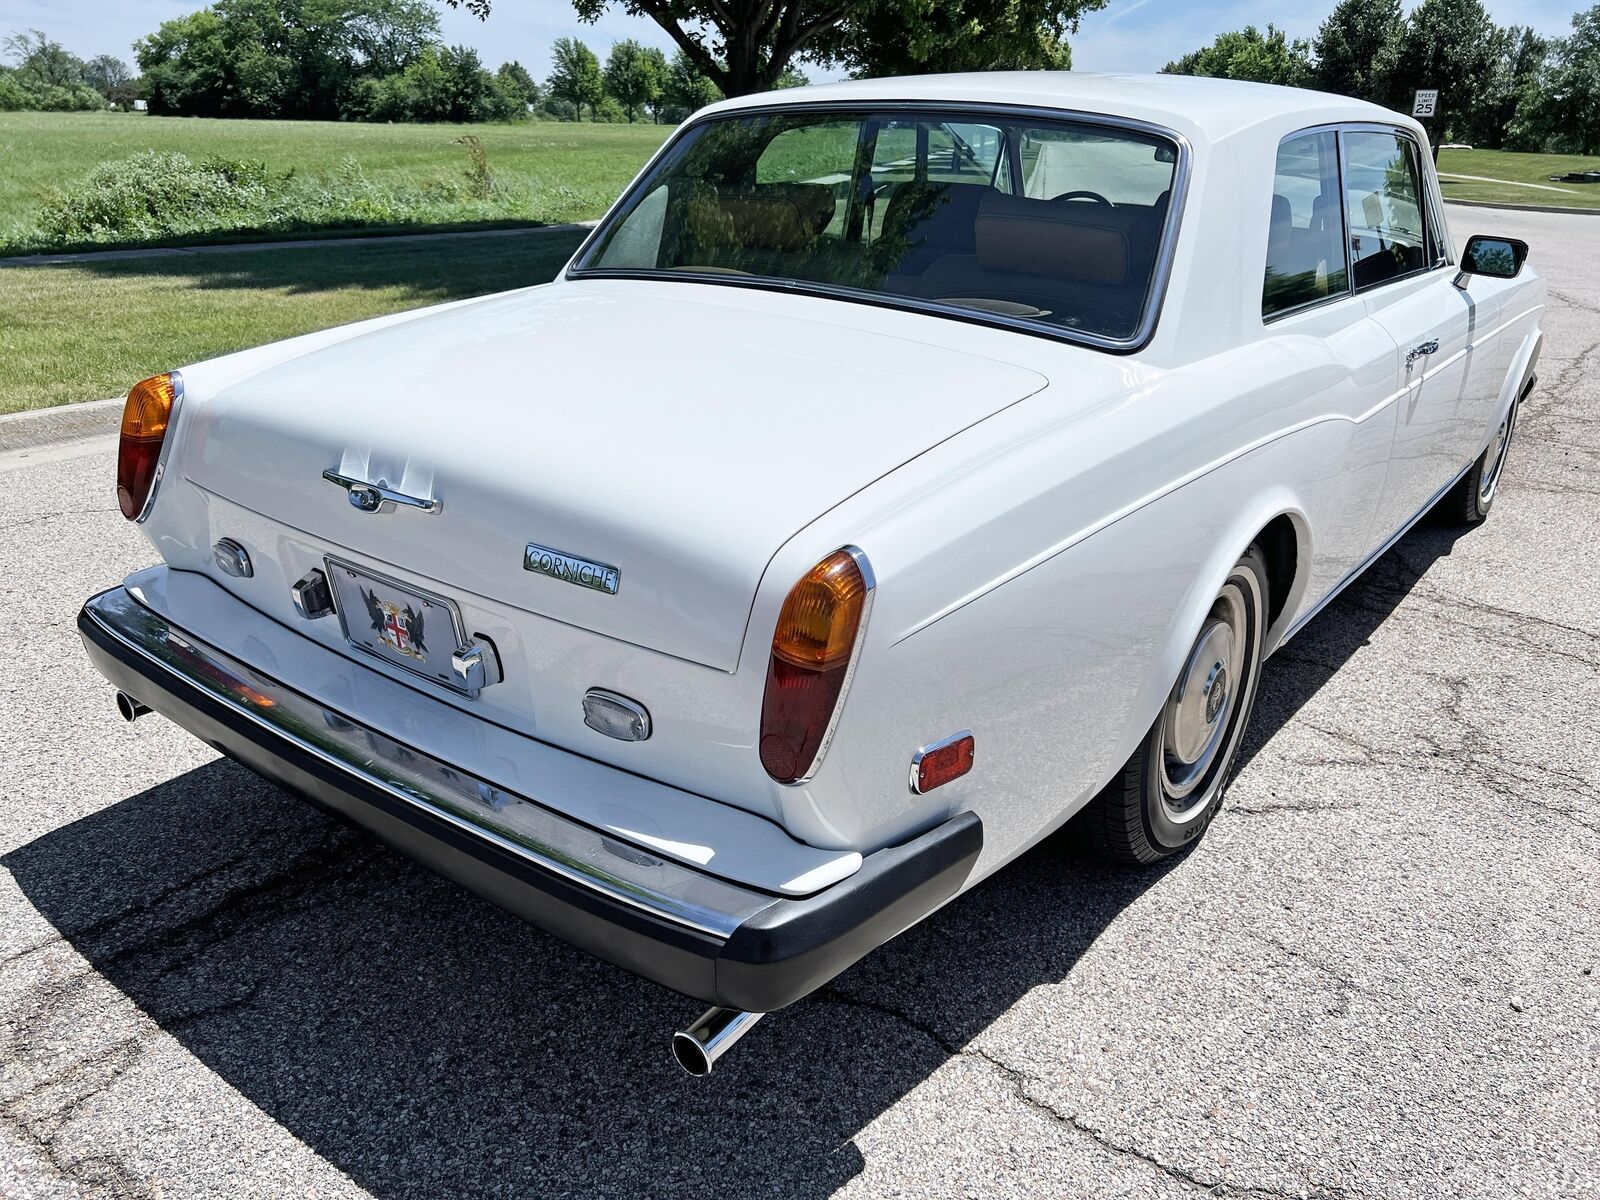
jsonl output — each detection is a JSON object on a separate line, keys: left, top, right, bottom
{"left": 1480, "top": 406, "right": 1516, "bottom": 504}
{"left": 1159, "top": 583, "right": 1248, "bottom": 815}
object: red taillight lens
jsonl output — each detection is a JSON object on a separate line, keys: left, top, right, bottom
{"left": 116, "top": 372, "right": 179, "bottom": 519}
{"left": 759, "top": 549, "right": 871, "bottom": 784}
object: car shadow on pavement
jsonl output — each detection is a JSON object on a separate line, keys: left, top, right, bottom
{"left": 3, "top": 756, "right": 1180, "bottom": 1199}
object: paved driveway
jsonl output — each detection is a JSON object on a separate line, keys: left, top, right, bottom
{"left": 2, "top": 207, "right": 1596, "bottom": 1199}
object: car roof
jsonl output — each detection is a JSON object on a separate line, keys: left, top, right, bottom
{"left": 702, "top": 72, "right": 1407, "bottom": 147}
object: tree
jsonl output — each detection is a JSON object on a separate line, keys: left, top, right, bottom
{"left": 496, "top": 59, "right": 539, "bottom": 107}
{"left": 4, "top": 30, "right": 86, "bottom": 87}
{"left": 1161, "top": 24, "right": 1313, "bottom": 87}
{"left": 82, "top": 53, "right": 133, "bottom": 97}
{"left": 548, "top": 35, "right": 603, "bottom": 120}
{"left": 661, "top": 47, "right": 720, "bottom": 116}
{"left": 1312, "top": 0, "right": 1401, "bottom": 103}
{"left": 1507, "top": 5, "right": 1600, "bottom": 154}
{"left": 1388, "top": 0, "right": 1502, "bottom": 143}
{"left": 439, "top": 0, "right": 1102, "bottom": 97}
{"left": 815, "top": 7, "right": 1080, "bottom": 77}
{"left": 603, "top": 38, "right": 663, "bottom": 122}
{"left": 135, "top": 0, "right": 441, "bottom": 119}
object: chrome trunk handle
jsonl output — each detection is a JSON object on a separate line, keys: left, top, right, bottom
{"left": 322, "top": 469, "right": 440, "bottom": 514}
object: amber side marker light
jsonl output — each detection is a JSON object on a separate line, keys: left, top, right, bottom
{"left": 911, "top": 731, "right": 976, "bottom": 795}
{"left": 759, "top": 548, "right": 873, "bottom": 784}
{"left": 117, "top": 371, "right": 180, "bottom": 520}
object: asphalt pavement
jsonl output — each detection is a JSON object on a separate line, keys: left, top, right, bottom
{"left": 2, "top": 206, "right": 1596, "bottom": 1199}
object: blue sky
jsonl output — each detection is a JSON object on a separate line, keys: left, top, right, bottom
{"left": 2, "top": 0, "right": 1585, "bottom": 81}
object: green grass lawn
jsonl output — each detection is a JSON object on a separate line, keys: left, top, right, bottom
{"left": 0, "top": 112, "right": 669, "bottom": 251}
{"left": 1437, "top": 147, "right": 1600, "bottom": 209}
{"left": 0, "top": 227, "right": 588, "bottom": 414}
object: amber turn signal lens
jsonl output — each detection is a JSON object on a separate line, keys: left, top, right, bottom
{"left": 770, "top": 550, "right": 870, "bottom": 670}
{"left": 759, "top": 549, "right": 872, "bottom": 784}
{"left": 116, "top": 372, "right": 179, "bottom": 519}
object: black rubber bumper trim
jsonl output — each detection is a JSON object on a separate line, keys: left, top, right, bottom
{"left": 78, "top": 593, "right": 982, "bottom": 1011}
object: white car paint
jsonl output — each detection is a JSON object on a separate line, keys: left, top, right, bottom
{"left": 129, "top": 73, "right": 1544, "bottom": 896}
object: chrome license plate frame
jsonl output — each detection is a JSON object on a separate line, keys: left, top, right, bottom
{"left": 325, "top": 557, "right": 472, "bottom": 692}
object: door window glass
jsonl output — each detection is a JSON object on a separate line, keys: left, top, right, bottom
{"left": 1263, "top": 129, "right": 1349, "bottom": 317}
{"left": 1343, "top": 131, "right": 1430, "bottom": 289}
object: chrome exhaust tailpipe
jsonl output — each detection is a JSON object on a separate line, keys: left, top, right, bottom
{"left": 672, "top": 1007, "right": 765, "bottom": 1076}
{"left": 115, "top": 692, "right": 151, "bottom": 723}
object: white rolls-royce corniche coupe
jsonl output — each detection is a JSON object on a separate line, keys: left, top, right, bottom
{"left": 81, "top": 74, "right": 1544, "bottom": 1074}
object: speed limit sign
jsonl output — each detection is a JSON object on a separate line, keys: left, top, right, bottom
{"left": 1412, "top": 89, "right": 1439, "bottom": 118}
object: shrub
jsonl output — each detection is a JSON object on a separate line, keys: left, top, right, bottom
{"left": 34, "top": 151, "right": 264, "bottom": 244}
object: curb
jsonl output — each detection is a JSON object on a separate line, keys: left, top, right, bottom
{"left": 1445, "top": 197, "right": 1600, "bottom": 217}
{"left": 0, "top": 396, "right": 121, "bottom": 453}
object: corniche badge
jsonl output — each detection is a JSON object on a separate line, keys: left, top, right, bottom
{"left": 523, "top": 543, "right": 620, "bottom": 595}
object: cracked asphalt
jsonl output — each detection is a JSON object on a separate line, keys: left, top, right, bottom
{"left": 2, "top": 205, "right": 1597, "bottom": 1200}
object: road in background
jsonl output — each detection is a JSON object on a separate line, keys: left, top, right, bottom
{"left": 2, "top": 207, "right": 1596, "bottom": 1199}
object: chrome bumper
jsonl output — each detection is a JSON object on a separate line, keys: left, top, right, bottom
{"left": 79, "top": 586, "right": 981, "bottom": 1011}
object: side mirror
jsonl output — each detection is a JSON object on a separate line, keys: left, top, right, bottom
{"left": 1454, "top": 235, "right": 1529, "bottom": 288}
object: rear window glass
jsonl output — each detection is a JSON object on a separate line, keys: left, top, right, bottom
{"left": 575, "top": 108, "right": 1182, "bottom": 345}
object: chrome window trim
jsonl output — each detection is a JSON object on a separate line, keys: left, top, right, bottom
{"left": 1261, "top": 123, "right": 1354, "bottom": 325}
{"left": 567, "top": 101, "right": 1192, "bottom": 355}
{"left": 1338, "top": 122, "right": 1451, "bottom": 297}
{"left": 785, "top": 545, "right": 876, "bottom": 787}
{"left": 134, "top": 369, "right": 184, "bottom": 524}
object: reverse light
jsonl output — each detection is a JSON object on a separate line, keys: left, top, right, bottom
{"left": 116, "top": 371, "right": 182, "bottom": 520}
{"left": 759, "top": 547, "right": 874, "bottom": 784}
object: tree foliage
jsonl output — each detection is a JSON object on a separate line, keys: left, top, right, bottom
{"left": 1, "top": 29, "right": 106, "bottom": 110}
{"left": 441, "top": 0, "right": 1101, "bottom": 96}
{"left": 1162, "top": 24, "right": 1313, "bottom": 87}
{"left": 1312, "top": 0, "right": 1401, "bottom": 102}
{"left": 135, "top": 0, "right": 442, "bottom": 118}
{"left": 602, "top": 38, "right": 663, "bottom": 121}
{"left": 1507, "top": 4, "right": 1600, "bottom": 154}
{"left": 547, "top": 35, "right": 603, "bottom": 119}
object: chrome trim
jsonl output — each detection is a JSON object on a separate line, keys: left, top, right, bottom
{"left": 568, "top": 101, "right": 1192, "bottom": 355}
{"left": 1280, "top": 458, "right": 1474, "bottom": 646}
{"left": 82, "top": 587, "right": 767, "bottom": 939}
{"left": 133, "top": 369, "right": 183, "bottom": 525}
{"left": 785, "top": 545, "right": 877, "bottom": 787}
{"left": 321, "top": 469, "right": 441, "bottom": 514}
{"left": 909, "top": 729, "right": 975, "bottom": 795}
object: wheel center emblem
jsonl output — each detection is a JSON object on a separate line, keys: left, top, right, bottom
{"left": 1204, "top": 666, "right": 1228, "bottom": 723}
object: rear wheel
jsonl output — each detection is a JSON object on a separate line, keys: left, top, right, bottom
{"left": 1444, "top": 399, "right": 1518, "bottom": 525}
{"left": 1083, "top": 546, "right": 1269, "bottom": 866}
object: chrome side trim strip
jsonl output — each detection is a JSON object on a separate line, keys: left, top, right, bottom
{"left": 82, "top": 588, "right": 766, "bottom": 938}
{"left": 1279, "top": 458, "right": 1474, "bottom": 646}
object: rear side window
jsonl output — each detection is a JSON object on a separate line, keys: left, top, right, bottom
{"left": 1343, "top": 131, "right": 1429, "bottom": 289}
{"left": 1263, "top": 130, "right": 1349, "bottom": 318}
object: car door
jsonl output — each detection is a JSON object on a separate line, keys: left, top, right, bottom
{"left": 1348, "top": 127, "right": 1498, "bottom": 538}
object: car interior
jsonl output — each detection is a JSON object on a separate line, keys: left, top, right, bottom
{"left": 589, "top": 113, "right": 1181, "bottom": 342}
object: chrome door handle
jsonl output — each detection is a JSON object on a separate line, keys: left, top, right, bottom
{"left": 322, "top": 469, "right": 440, "bottom": 514}
{"left": 1405, "top": 339, "right": 1439, "bottom": 367}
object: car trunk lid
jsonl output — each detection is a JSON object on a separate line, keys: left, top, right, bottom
{"left": 181, "top": 282, "right": 1048, "bottom": 670}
